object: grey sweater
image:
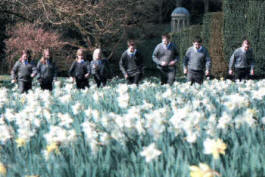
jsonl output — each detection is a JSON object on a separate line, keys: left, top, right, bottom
{"left": 120, "top": 50, "right": 144, "bottom": 77}
{"left": 69, "top": 60, "right": 90, "bottom": 80}
{"left": 152, "top": 43, "right": 179, "bottom": 69}
{"left": 11, "top": 60, "right": 37, "bottom": 82}
{"left": 183, "top": 46, "right": 211, "bottom": 71}
{"left": 90, "top": 59, "right": 112, "bottom": 78}
{"left": 36, "top": 60, "right": 57, "bottom": 82}
{"left": 229, "top": 48, "right": 255, "bottom": 70}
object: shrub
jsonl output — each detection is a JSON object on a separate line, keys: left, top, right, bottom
{"left": 4, "top": 23, "right": 65, "bottom": 72}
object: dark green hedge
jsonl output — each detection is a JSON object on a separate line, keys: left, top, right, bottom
{"left": 171, "top": 25, "right": 202, "bottom": 73}
{"left": 223, "top": 0, "right": 265, "bottom": 77}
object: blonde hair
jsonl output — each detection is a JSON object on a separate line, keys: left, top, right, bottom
{"left": 76, "top": 48, "right": 86, "bottom": 60}
{"left": 40, "top": 48, "right": 51, "bottom": 64}
{"left": 93, "top": 48, "right": 102, "bottom": 60}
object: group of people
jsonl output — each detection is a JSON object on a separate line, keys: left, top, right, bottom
{"left": 11, "top": 33, "right": 255, "bottom": 93}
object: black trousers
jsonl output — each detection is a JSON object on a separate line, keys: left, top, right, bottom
{"left": 187, "top": 69, "right": 204, "bottom": 85}
{"left": 234, "top": 68, "right": 250, "bottom": 81}
{"left": 39, "top": 80, "right": 53, "bottom": 91}
{"left": 94, "top": 75, "right": 107, "bottom": 88}
{"left": 127, "top": 73, "right": 142, "bottom": 85}
{"left": 76, "top": 78, "right": 89, "bottom": 89}
{"left": 159, "top": 67, "right": 176, "bottom": 85}
{"left": 18, "top": 81, "right": 32, "bottom": 93}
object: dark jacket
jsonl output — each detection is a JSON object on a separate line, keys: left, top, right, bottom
{"left": 36, "top": 60, "right": 57, "bottom": 82}
{"left": 152, "top": 42, "right": 179, "bottom": 70}
{"left": 119, "top": 50, "right": 144, "bottom": 77}
{"left": 90, "top": 59, "right": 112, "bottom": 79}
{"left": 229, "top": 48, "right": 255, "bottom": 70}
{"left": 69, "top": 60, "right": 90, "bottom": 80}
{"left": 183, "top": 46, "right": 211, "bottom": 72}
{"left": 11, "top": 60, "right": 37, "bottom": 82}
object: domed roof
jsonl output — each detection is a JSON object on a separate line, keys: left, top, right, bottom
{"left": 171, "top": 7, "right": 190, "bottom": 16}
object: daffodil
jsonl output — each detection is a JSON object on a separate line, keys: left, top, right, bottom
{"left": 140, "top": 143, "right": 162, "bottom": 162}
{"left": 190, "top": 163, "right": 220, "bottom": 177}
{"left": 204, "top": 138, "right": 227, "bottom": 159}
{"left": 15, "top": 138, "right": 27, "bottom": 148}
{"left": 46, "top": 142, "right": 60, "bottom": 155}
{"left": 0, "top": 162, "right": 6, "bottom": 176}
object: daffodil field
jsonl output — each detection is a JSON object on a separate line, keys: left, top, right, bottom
{"left": 0, "top": 77, "right": 264, "bottom": 177}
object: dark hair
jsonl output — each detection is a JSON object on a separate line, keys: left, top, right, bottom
{"left": 193, "top": 36, "right": 202, "bottom": 43}
{"left": 162, "top": 33, "right": 171, "bottom": 40}
{"left": 242, "top": 38, "right": 250, "bottom": 45}
{"left": 127, "top": 39, "right": 135, "bottom": 46}
{"left": 19, "top": 49, "right": 32, "bottom": 62}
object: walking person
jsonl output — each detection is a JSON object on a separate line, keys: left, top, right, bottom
{"left": 69, "top": 48, "right": 90, "bottom": 89}
{"left": 36, "top": 48, "right": 57, "bottom": 91}
{"left": 120, "top": 39, "right": 144, "bottom": 85}
{"left": 90, "top": 48, "right": 112, "bottom": 88}
{"left": 152, "top": 33, "right": 179, "bottom": 85}
{"left": 11, "top": 49, "right": 37, "bottom": 93}
{"left": 183, "top": 36, "right": 211, "bottom": 85}
{"left": 229, "top": 39, "right": 255, "bottom": 81}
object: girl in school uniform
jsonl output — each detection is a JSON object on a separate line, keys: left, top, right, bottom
{"left": 90, "top": 48, "right": 111, "bottom": 87}
{"left": 36, "top": 48, "right": 57, "bottom": 91}
{"left": 69, "top": 48, "right": 90, "bottom": 89}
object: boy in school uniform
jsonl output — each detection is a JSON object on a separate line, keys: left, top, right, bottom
{"left": 229, "top": 39, "right": 255, "bottom": 81}
{"left": 120, "top": 40, "right": 144, "bottom": 85}
{"left": 183, "top": 36, "right": 211, "bottom": 85}
{"left": 11, "top": 49, "right": 37, "bottom": 93}
{"left": 152, "top": 33, "right": 179, "bottom": 85}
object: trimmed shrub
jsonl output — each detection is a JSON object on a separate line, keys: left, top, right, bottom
{"left": 202, "top": 12, "right": 227, "bottom": 77}
{"left": 223, "top": 0, "right": 265, "bottom": 77}
{"left": 171, "top": 25, "right": 202, "bottom": 73}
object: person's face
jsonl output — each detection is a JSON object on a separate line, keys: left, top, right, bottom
{"left": 44, "top": 50, "right": 50, "bottom": 59}
{"left": 128, "top": 43, "right": 136, "bottom": 52}
{"left": 77, "top": 51, "right": 84, "bottom": 60}
{"left": 193, "top": 42, "right": 201, "bottom": 49}
{"left": 242, "top": 41, "right": 250, "bottom": 51}
{"left": 21, "top": 53, "right": 28, "bottom": 61}
{"left": 162, "top": 37, "right": 169, "bottom": 46}
{"left": 94, "top": 51, "right": 101, "bottom": 60}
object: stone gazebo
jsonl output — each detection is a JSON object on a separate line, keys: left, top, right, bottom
{"left": 171, "top": 7, "right": 190, "bottom": 33}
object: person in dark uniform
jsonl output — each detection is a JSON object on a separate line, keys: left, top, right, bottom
{"left": 152, "top": 33, "right": 179, "bottom": 85}
{"left": 11, "top": 49, "right": 37, "bottom": 93}
{"left": 183, "top": 36, "right": 211, "bottom": 85}
{"left": 119, "top": 39, "right": 144, "bottom": 85}
{"left": 90, "top": 48, "right": 112, "bottom": 88}
{"left": 69, "top": 48, "right": 90, "bottom": 89}
{"left": 229, "top": 39, "right": 255, "bottom": 81}
{"left": 36, "top": 48, "right": 57, "bottom": 91}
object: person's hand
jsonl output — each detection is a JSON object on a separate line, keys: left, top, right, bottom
{"left": 31, "top": 73, "right": 36, "bottom": 78}
{"left": 168, "top": 60, "right": 176, "bottom": 66}
{"left": 85, "top": 73, "right": 89, "bottom": 78}
{"left": 250, "top": 69, "right": 254, "bottom": 76}
{"left": 205, "top": 70, "right": 210, "bottom": 76}
{"left": 229, "top": 70, "right": 233, "bottom": 75}
{"left": 11, "top": 79, "right": 16, "bottom": 83}
{"left": 183, "top": 68, "right": 188, "bottom": 74}
{"left": 160, "top": 61, "right": 168, "bottom": 66}
{"left": 125, "top": 74, "right": 128, "bottom": 79}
